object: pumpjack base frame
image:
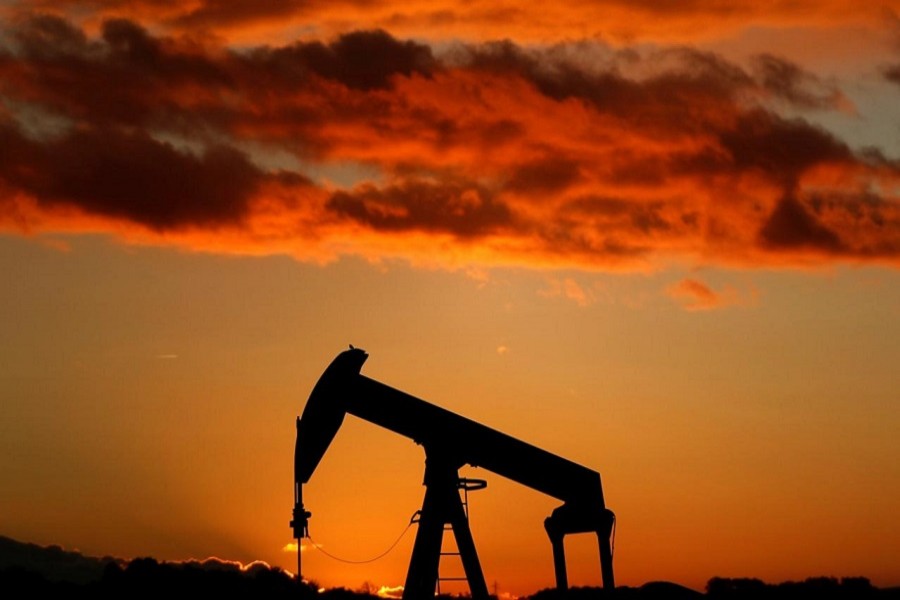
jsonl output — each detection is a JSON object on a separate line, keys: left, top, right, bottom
{"left": 403, "top": 454, "right": 490, "bottom": 600}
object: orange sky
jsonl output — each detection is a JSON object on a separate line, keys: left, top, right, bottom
{"left": 1, "top": 1, "right": 900, "bottom": 597}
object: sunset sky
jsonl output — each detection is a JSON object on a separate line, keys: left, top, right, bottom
{"left": 2, "top": 1, "right": 900, "bottom": 597}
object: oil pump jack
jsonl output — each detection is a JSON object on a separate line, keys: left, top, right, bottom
{"left": 291, "top": 347, "right": 615, "bottom": 599}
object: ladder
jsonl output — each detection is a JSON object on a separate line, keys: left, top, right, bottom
{"left": 436, "top": 477, "right": 487, "bottom": 596}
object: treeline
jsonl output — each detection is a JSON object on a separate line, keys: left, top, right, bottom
{"left": 705, "top": 576, "right": 890, "bottom": 599}
{"left": 3, "top": 564, "right": 900, "bottom": 600}
{"left": 0, "top": 556, "right": 405, "bottom": 599}
{"left": 530, "top": 578, "right": 899, "bottom": 600}
{"left": 2, "top": 533, "right": 898, "bottom": 600}
{"left": 2, "top": 557, "right": 315, "bottom": 599}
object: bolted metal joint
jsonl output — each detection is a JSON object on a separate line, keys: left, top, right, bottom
{"left": 291, "top": 503, "right": 312, "bottom": 539}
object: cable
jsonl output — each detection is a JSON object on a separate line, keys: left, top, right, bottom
{"left": 306, "top": 514, "right": 416, "bottom": 565}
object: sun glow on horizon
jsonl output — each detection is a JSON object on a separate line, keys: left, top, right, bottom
{"left": 376, "top": 585, "right": 404, "bottom": 599}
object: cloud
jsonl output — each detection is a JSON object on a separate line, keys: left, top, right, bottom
{"left": 327, "top": 180, "right": 512, "bottom": 238}
{"left": 751, "top": 53, "right": 854, "bottom": 112}
{"left": 666, "top": 278, "right": 749, "bottom": 311}
{"left": 759, "top": 192, "right": 844, "bottom": 251}
{"left": 885, "top": 64, "right": 900, "bottom": 86}
{"left": 249, "top": 29, "right": 435, "bottom": 92}
{"left": 539, "top": 278, "right": 593, "bottom": 306}
{"left": 17, "top": 1, "right": 889, "bottom": 45}
{"left": 0, "top": 123, "right": 272, "bottom": 231}
{"left": 1, "top": 16, "right": 898, "bottom": 272}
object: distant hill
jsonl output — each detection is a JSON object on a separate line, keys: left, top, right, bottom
{"left": 1, "top": 535, "right": 898, "bottom": 599}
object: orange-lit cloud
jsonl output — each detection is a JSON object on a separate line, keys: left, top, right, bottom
{"left": 1, "top": 15, "right": 898, "bottom": 272}
{"left": 666, "top": 278, "right": 753, "bottom": 311}
{"left": 9, "top": 1, "right": 894, "bottom": 45}
{"left": 539, "top": 278, "right": 593, "bottom": 306}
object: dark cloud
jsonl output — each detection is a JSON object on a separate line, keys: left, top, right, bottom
{"left": 8, "top": 13, "right": 93, "bottom": 59}
{"left": 1, "top": 15, "right": 231, "bottom": 128}
{"left": 718, "top": 110, "right": 852, "bottom": 183}
{"left": 464, "top": 43, "right": 752, "bottom": 107}
{"left": 170, "top": 0, "right": 313, "bottom": 29}
{"left": 885, "top": 63, "right": 900, "bottom": 85}
{"left": 752, "top": 53, "right": 846, "bottom": 109}
{"left": 563, "top": 196, "right": 678, "bottom": 235}
{"left": 99, "top": 19, "right": 233, "bottom": 95}
{"left": 327, "top": 180, "right": 513, "bottom": 238}
{"left": 798, "top": 189, "right": 900, "bottom": 256}
{"left": 102, "top": 18, "right": 162, "bottom": 62}
{"left": 506, "top": 156, "right": 582, "bottom": 195}
{"left": 1, "top": 18, "right": 432, "bottom": 139}
{"left": 0, "top": 122, "right": 272, "bottom": 230}
{"left": 459, "top": 40, "right": 650, "bottom": 117}
{"left": 249, "top": 29, "right": 435, "bottom": 91}
{"left": 759, "top": 192, "right": 844, "bottom": 251}
{"left": 459, "top": 44, "right": 848, "bottom": 142}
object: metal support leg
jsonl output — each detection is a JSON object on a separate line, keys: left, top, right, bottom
{"left": 598, "top": 529, "right": 615, "bottom": 590}
{"left": 545, "top": 519, "right": 568, "bottom": 591}
{"left": 404, "top": 485, "right": 448, "bottom": 600}
{"left": 404, "top": 454, "right": 489, "bottom": 600}
{"left": 449, "top": 499, "right": 489, "bottom": 600}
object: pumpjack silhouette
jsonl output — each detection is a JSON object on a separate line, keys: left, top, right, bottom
{"left": 291, "top": 347, "right": 615, "bottom": 599}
